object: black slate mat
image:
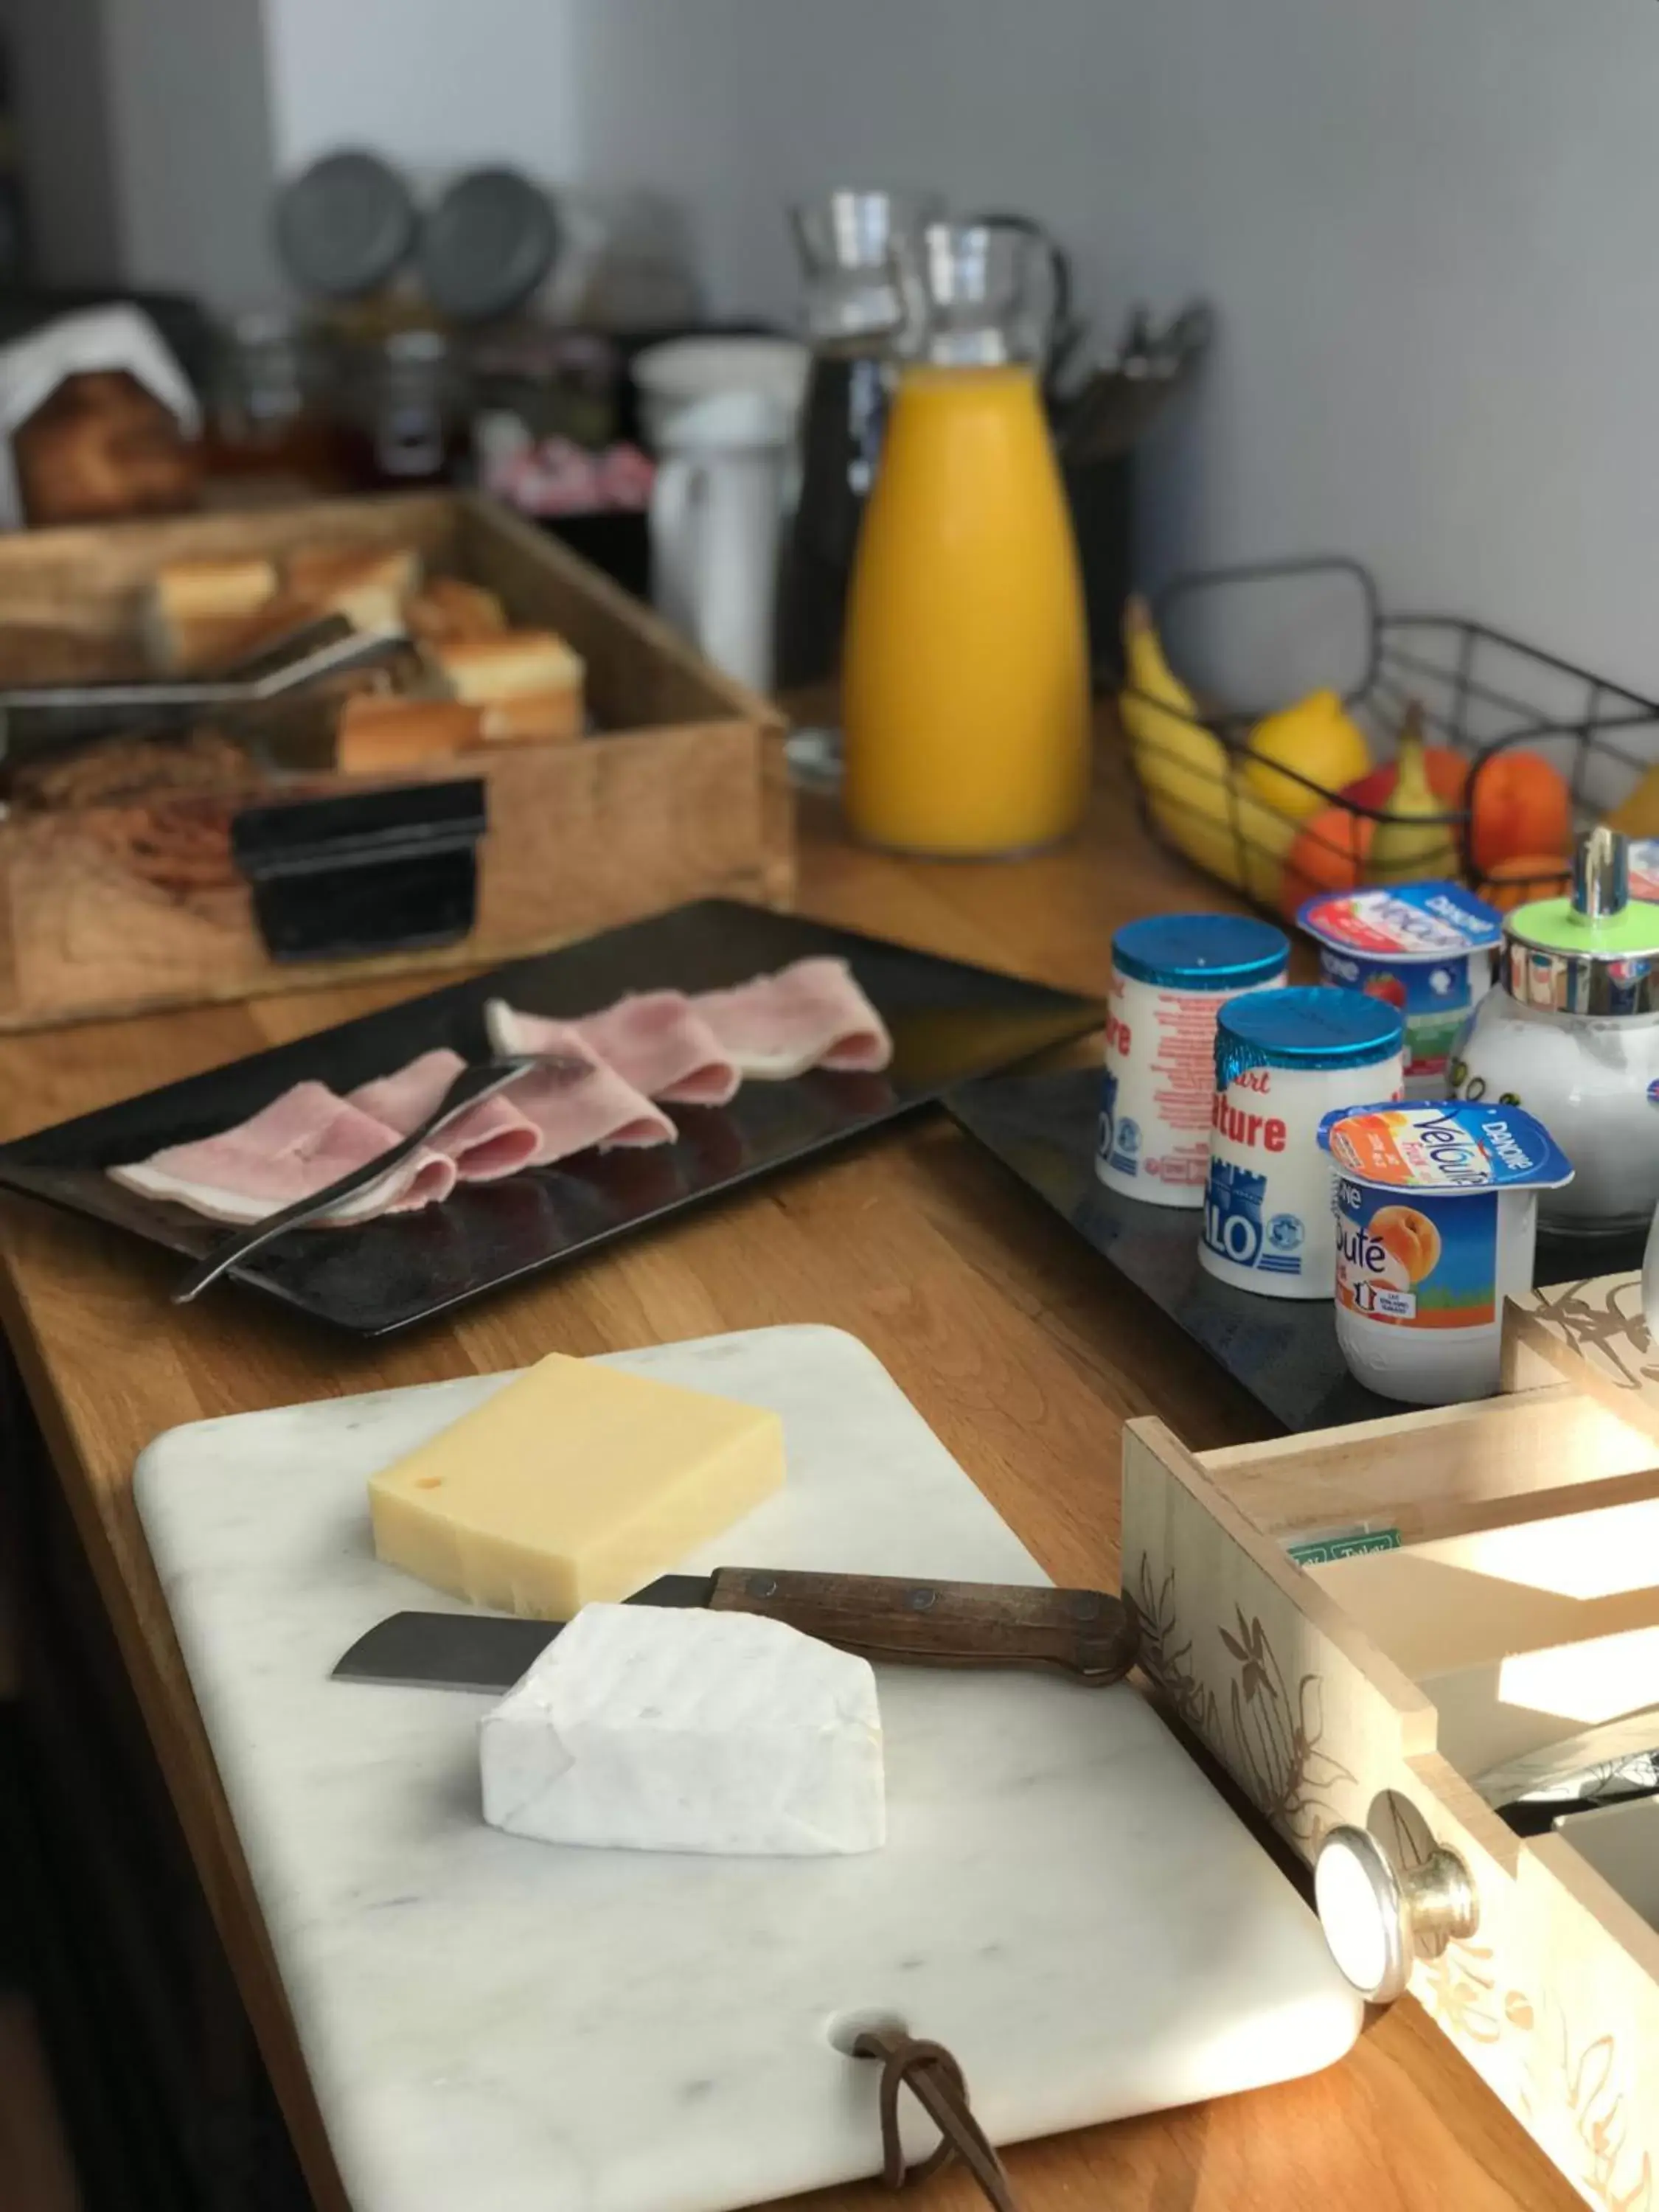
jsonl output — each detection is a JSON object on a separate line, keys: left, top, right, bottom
{"left": 947, "top": 1065, "right": 1644, "bottom": 1433}
{"left": 0, "top": 900, "right": 1102, "bottom": 1337}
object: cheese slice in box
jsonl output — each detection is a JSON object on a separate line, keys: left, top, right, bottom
{"left": 367, "top": 1353, "right": 785, "bottom": 1617}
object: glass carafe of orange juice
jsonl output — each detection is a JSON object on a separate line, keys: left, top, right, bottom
{"left": 841, "top": 220, "right": 1089, "bottom": 855}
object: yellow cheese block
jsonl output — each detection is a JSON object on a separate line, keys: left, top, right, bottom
{"left": 367, "top": 1354, "right": 785, "bottom": 1617}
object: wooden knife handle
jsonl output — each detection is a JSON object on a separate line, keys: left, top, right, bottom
{"left": 706, "top": 1568, "right": 1138, "bottom": 1686}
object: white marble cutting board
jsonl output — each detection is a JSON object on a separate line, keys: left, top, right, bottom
{"left": 135, "top": 1325, "right": 1360, "bottom": 2212}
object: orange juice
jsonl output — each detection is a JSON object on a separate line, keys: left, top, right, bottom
{"left": 841, "top": 363, "right": 1090, "bottom": 855}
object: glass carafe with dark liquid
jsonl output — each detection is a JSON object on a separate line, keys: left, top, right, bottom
{"left": 775, "top": 189, "right": 939, "bottom": 689}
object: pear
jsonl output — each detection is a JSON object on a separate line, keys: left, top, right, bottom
{"left": 1370, "top": 703, "right": 1459, "bottom": 883}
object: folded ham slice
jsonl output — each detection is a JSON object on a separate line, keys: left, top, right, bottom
{"left": 348, "top": 1048, "right": 541, "bottom": 1183}
{"left": 109, "top": 1079, "right": 456, "bottom": 1226}
{"left": 483, "top": 1001, "right": 676, "bottom": 1157}
{"left": 693, "top": 958, "right": 893, "bottom": 1079}
{"left": 569, "top": 991, "right": 740, "bottom": 1107}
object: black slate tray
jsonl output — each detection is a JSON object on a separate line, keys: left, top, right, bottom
{"left": 947, "top": 1066, "right": 1645, "bottom": 1433}
{"left": 0, "top": 901, "right": 1102, "bottom": 1337}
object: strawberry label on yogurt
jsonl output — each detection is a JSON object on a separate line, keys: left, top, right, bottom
{"left": 1298, "top": 883, "right": 1501, "bottom": 1089}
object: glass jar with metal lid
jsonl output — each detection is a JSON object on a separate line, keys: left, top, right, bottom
{"left": 1455, "top": 827, "right": 1659, "bottom": 1236}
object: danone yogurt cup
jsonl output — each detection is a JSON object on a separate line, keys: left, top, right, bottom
{"left": 1096, "top": 914, "right": 1290, "bottom": 1208}
{"left": 1319, "top": 1101, "right": 1572, "bottom": 1405}
{"left": 1297, "top": 882, "right": 1501, "bottom": 1097}
{"left": 1200, "top": 987, "right": 1403, "bottom": 1300}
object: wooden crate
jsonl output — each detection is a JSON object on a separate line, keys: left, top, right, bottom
{"left": 0, "top": 493, "right": 793, "bottom": 1030}
{"left": 1121, "top": 1353, "right": 1659, "bottom": 2212}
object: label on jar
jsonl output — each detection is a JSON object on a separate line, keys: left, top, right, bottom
{"left": 1334, "top": 1178, "right": 1498, "bottom": 1328}
{"left": 1099, "top": 968, "right": 1277, "bottom": 1197}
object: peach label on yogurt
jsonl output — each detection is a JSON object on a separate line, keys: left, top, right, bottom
{"left": 1317, "top": 1101, "right": 1573, "bottom": 1405}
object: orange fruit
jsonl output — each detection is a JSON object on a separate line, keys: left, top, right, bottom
{"left": 1277, "top": 804, "right": 1372, "bottom": 919}
{"left": 1469, "top": 751, "right": 1572, "bottom": 873}
{"left": 1477, "top": 853, "right": 1573, "bottom": 913}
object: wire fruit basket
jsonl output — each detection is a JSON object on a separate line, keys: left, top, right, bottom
{"left": 1121, "top": 554, "right": 1659, "bottom": 920}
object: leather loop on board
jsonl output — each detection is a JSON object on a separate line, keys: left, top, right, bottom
{"left": 852, "top": 2028, "right": 1020, "bottom": 2211}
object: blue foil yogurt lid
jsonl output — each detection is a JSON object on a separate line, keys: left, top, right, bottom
{"left": 1317, "top": 1100, "right": 1573, "bottom": 1192}
{"left": 1216, "top": 985, "right": 1402, "bottom": 1084}
{"left": 1112, "top": 912, "right": 1290, "bottom": 992}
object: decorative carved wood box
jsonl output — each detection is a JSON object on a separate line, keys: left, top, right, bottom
{"left": 1122, "top": 1287, "right": 1659, "bottom": 2212}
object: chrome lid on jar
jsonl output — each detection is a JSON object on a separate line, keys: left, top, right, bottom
{"left": 1501, "top": 829, "right": 1659, "bottom": 1015}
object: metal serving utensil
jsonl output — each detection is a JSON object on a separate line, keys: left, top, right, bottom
{"left": 171, "top": 1054, "right": 582, "bottom": 1305}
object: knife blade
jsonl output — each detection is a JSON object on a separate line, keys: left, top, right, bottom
{"left": 332, "top": 1568, "right": 1138, "bottom": 1693}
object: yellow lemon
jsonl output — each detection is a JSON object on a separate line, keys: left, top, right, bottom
{"left": 1243, "top": 689, "right": 1372, "bottom": 822}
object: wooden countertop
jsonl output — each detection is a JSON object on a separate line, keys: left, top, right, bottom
{"left": 0, "top": 759, "right": 1577, "bottom": 2212}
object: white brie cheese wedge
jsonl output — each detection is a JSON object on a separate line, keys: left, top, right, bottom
{"left": 479, "top": 1602, "right": 886, "bottom": 1857}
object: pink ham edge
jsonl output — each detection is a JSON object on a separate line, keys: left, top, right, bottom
{"left": 348, "top": 1048, "right": 541, "bottom": 1183}
{"left": 693, "top": 958, "right": 893, "bottom": 1079}
{"left": 570, "top": 991, "right": 740, "bottom": 1107}
{"left": 482, "top": 1001, "right": 676, "bottom": 1158}
{"left": 108, "top": 1079, "right": 456, "bottom": 1227}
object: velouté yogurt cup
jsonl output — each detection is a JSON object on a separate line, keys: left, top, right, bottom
{"left": 1318, "top": 1099, "right": 1573, "bottom": 1405}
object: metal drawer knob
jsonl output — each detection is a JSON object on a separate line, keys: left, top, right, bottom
{"left": 1314, "top": 1824, "right": 1479, "bottom": 2003}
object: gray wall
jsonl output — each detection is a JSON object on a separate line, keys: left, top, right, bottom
{"left": 5, "top": 0, "right": 279, "bottom": 305}
{"left": 2, "top": 0, "right": 123, "bottom": 283}
{"left": 263, "top": 0, "right": 1659, "bottom": 696}
{"left": 101, "top": 0, "right": 280, "bottom": 306}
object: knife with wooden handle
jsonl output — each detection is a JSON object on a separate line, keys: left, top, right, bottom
{"left": 333, "top": 1569, "right": 1139, "bottom": 1692}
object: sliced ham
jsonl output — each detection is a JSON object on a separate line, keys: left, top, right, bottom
{"left": 348, "top": 1048, "right": 541, "bottom": 1183}
{"left": 484, "top": 1001, "right": 676, "bottom": 1158}
{"left": 693, "top": 958, "right": 893, "bottom": 1079}
{"left": 109, "top": 1079, "right": 456, "bottom": 1227}
{"left": 568, "top": 991, "right": 740, "bottom": 1107}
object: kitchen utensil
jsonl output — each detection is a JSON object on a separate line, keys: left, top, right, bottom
{"left": 274, "top": 150, "right": 417, "bottom": 302}
{"left": 134, "top": 1325, "right": 1360, "bottom": 2212}
{"left": 171, "top": 1054, "right": 553, "bottom": 1305}
{"left": 1455, "top": 827, "right": 1659, "bottom": 1237}
{"left": 1058, "top": 302, "right": 1216, "bottom": 467}
{"left": 633, "top": 335, "right": 808, "bottom": 692}
{"left": 333, "top": 1568, "right": 1138, "bottom": 1691}
{"left": 0, "top": 900, "right": 1102, "bottom": 1335}
{"left": 0, "top": 617, "right": 406, "bottom": 760}
{"left": 417, "top": 167, "right": 559, "bottom": 325}
{"left": 841, "top": 288, "right": 1089, "bottom": 853}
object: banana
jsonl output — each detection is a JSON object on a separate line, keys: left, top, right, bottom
{"left": 1121, "top": 597, "right": 1293, "bottom": 903}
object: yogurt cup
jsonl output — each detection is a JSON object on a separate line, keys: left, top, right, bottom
{"left": 1298, "top": 882, "right": 1501, "bottom": 1098}
{"left": 1096, "top": 913, "right": 1290, "bottom": 1208}
{"left": 1200, "top": 987, "right": 1404, "bottom": 1300}
{"left": 1319, "top": 1100, "right": 1573, "bottom": 1405}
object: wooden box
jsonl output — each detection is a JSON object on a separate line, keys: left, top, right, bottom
{"left": 0, "top": 493, "right": 793, "bottom": 1030}
{"left": 1121, "top": 1353, "right": 1659, "bottom": 2212}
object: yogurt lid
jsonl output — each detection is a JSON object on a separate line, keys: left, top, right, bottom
{"left": 1113, "top": 912, "right": 1290, "bottom": 991}
{"left": 1298, "top": 881, "right": 1502, "bottom": 960}
{"left": 1317, "top": 1101, "right": 1573, "bottom": 1192}
{"left": 1629, "top": 840, "right": 1659, "bottom": 903}
{"left": 1217, "top": 985, "right": 1402, "bottom": 1080}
